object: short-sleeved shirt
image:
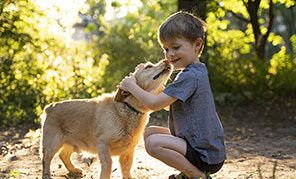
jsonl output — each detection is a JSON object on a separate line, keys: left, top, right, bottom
{"left": 163, "top": 62, "right": 226, "bottom": 164}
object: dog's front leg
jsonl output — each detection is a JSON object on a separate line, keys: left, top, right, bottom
{"left": 119, "top": 148, "right": 135, "bottom": 179}
{"left": 97, "top": 142, "right": 112, "bottom": 179}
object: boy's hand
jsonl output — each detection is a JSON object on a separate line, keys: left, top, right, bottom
{"left": 117, "top": 73, "right": 137, "bottom": 92}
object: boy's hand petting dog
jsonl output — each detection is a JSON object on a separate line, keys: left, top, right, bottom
{"left": 118, "top": 73, "right": 137, "bottom": 92}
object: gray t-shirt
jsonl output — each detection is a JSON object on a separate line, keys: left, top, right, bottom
{"left": 163, "top": 62, "right": 226, "bottom": 164}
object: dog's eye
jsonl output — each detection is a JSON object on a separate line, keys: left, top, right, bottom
{"left": 145, "top": 65, "right": 153, "bottom": 69}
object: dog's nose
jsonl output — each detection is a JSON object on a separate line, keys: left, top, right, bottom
{"left": 163, "top": 59, "right": 169, "bottom": 65}
{"left": 162, "top": 59, "right": 171, "bottom": 69}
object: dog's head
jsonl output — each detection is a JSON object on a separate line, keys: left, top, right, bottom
{"left": 115, "top": 60, "right": 173, "bottom": 102}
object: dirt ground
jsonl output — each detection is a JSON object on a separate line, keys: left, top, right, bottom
{"left": 0, "top": 103, "right": 295, "bottom": 179}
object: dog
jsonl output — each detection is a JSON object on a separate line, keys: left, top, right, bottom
{"left": 40, "top": 60, "right": 172, "bottom": 179}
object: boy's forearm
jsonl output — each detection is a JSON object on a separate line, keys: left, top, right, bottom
{"left": 127, "top": 83, "right": 160, "bottom": 111}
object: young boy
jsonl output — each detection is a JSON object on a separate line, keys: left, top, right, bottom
{"left": 118, "top": 11, "right": 226, "bottom": 179}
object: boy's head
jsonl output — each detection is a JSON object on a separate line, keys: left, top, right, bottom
{"left": 158, "top": 11, "right": 207, "bottom": 57}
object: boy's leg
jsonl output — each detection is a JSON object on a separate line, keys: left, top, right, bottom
{"left": 145, "top": 134, "right": 206, "bottom": 179}
{"left": 144, "top": 126, "right": 171, "bottom": 141}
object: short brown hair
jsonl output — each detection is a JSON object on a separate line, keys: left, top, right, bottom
{"left": 158, "top": 11, "right": 207, "bottom": 55}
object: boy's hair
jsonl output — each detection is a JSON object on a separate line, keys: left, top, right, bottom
{"left": 158, "top": 11, "right": 207, "bottom": 56}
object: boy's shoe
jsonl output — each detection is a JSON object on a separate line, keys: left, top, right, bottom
{"left": 168, "top": 172, "right": 212, "bottom": 179}
{"left": 168, "top": 172, "right": 189, "bottom": 179}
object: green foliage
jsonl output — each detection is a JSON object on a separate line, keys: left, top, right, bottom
{"left": 0, "top": 0, "right": 177, "bottom": 126}
{"left": 0, "top": 0, "right": 295, "bottom": 126}
{"left": 206, "top": 0, "right": 296, "bottom": 105}
{"left": 94, "top": 0, "right": 177, "bottom": 92}
{"left": 0, "top": 0, "right": 44, "bottom": 125}
{"left": 0, "top": 0, "right": 102, "bottom": 126}
{"left": 268, "top": 36, "right": 296, "bottom": 97}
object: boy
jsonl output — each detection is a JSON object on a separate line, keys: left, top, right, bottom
{"left": 118, "top": 11, "right": 226, "bottom": 179}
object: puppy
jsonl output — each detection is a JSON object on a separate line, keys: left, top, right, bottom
{"left": 40, "top": 60, "right": 172, "bottom": 179}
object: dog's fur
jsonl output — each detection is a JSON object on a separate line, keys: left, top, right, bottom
{"left": 40, "top": 60, "right": 172, "bottom": 179}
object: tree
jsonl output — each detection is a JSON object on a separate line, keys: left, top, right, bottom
{"left": 85, "top": 0, "right": 106, "bottom": 18}
{"left": 89, "top": 0, "right": 177, "bottom": 92}
{"left": 178, "top": 0, "right": 207, "bottom": 20}
{"left": 272, "top": 3, "right": 296, "bottom": 53}
{"left": 206, "top": 0, "right": 296, "bottom": 102}
{"left": 220, "top": 0, "right": 295, "bottom": 61}
{"left": 0, "top": 0, "right": 102, "bottom": 126}
{"left": 179, "top": 0, "right": 295, "bottom": 61}
{"left": 0, "top": 0, "right": 45, "bottom": 125}
{"left": 245, "top": 0, "right": 274, "bottom": 60}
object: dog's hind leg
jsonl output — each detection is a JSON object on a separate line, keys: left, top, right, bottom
{"left": 97, "top": 142, "right": 112, "bottom": 179}
{"left": 59, "top": 144, "right": 83, "bottom": 175}
{"left": 119, "top": 148, "right": 135, "bottom": 179}
{"left": 42, "top": 125, "right": 64, "bottom": 178}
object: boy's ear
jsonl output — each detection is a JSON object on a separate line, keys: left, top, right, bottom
{"left": 114, "top": 89, "right": 130, "bottom": 102}
{"left": 194, "top": 38, "right": 203, "bottom": 53}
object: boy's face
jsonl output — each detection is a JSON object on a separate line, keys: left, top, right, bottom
{"left": 161, "top": 37, "right": 202, "bottom": 70}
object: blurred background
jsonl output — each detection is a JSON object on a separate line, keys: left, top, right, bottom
{"left": 0, "top": 0, "right": 295, "bottom": 126}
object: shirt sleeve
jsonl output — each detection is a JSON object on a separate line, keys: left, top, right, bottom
{"left": 163, "top": 70, "right": 197, "bottom": 102}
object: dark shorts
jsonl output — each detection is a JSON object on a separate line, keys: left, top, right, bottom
{"left": 185, "top": 140, "right": 224, "bottom": 174}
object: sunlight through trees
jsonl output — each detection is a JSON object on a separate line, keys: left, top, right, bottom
{"left": 0, "top": 0, "right": 295, "bottom": 126}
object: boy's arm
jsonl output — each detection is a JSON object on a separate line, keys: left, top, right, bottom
{"left": 118, "top": 74, "right": 177, "bottom": 111}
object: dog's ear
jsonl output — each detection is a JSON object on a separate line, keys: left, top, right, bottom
{"left": 114, "top": 89, "right": 130, "bottom": 102}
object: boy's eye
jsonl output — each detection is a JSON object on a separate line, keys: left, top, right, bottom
{"left": 145, "top": 65, "right": 153, "bottom": 69}
{"left": 173, "top": 46, "right": 180, "bottom": 49}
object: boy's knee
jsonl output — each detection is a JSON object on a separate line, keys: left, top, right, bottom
{"left": 144, "top": 135, "right": 162, "bottom": 156}
{"left": 144, "top": 135, "right": 152, "bottom": 154}
{"left": 143, "top": 126, "right": 154, "bottom": 140}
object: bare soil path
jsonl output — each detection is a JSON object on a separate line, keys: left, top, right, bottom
{"left": 1, "top": 104, "right": 295, "bottom": 179}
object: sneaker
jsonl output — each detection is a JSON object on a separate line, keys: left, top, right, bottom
{"left": 168, "top": 172, "right": 189, "bottom": 179}
{"left": 168, "top": 172, "right": 212, "bottom": 179}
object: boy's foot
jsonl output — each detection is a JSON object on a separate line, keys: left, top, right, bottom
{"left": 168, "top": 172, "right": 189, "bottom": 179}
{"left": 168, "top": 172, "right": 212, "bottom": 179}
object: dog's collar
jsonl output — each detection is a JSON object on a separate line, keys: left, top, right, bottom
{"left": 123, "top": 102, "right": 144, "bottom": 115}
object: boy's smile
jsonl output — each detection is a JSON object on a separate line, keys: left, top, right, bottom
{"left": 170, "top": 57, "right": 181, "bottom": 64}
{"left": 161, "top": 37, "right": 202, "bottom": 70}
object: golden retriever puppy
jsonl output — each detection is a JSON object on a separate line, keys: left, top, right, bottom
{"left": 40, "top": 60, "right": 172, "bottom": 179}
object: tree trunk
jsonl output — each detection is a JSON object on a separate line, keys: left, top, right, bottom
{"left": 244, "top": 0, "right": 275, "bottom": 60}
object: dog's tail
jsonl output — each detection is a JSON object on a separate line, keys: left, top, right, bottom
{"left": 39, "top": 103, "right": 55, "bottom": 160}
